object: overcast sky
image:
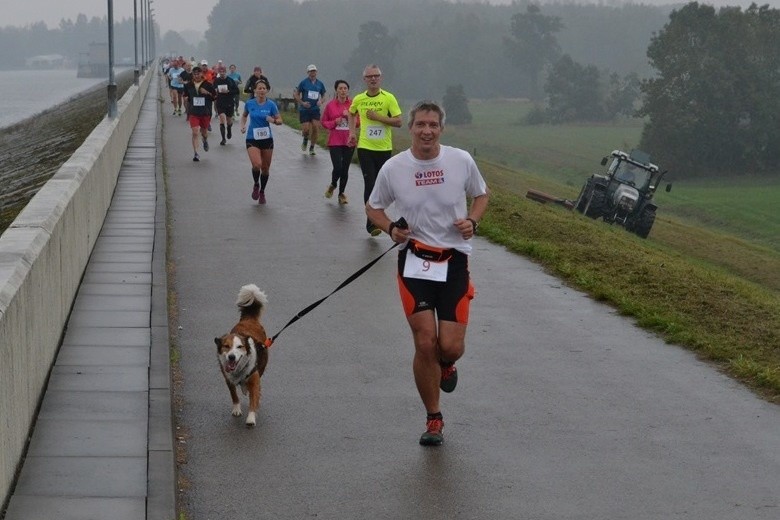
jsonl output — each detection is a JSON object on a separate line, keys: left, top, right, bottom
{"left": 6, "top": 0, "right": 219, "bottom": 34}
{"left": 5, "top": 0, "right": 779, "bottom": 35}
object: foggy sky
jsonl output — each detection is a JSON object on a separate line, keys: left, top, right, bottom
{"left": 5, "top": 0, "right": 779, "bottom": 35}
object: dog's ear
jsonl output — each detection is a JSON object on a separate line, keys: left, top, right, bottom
{"left": 214, "top": 337, "right": 223, "bottom": 349}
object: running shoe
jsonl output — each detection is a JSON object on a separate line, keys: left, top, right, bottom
{"left": 177, "top": 109, "right": 182, "bottom": 116}
{"left": 419, "top": 417, "right": 444, "bottom": 446}
{"left": 251, "top": 184, "right": 260, "bottom": 200}
{"left": 258, "top": 191, "right": 266, "bottom": 204}
{"left": 301, "top": 140, "right": 308, "bottom": 152}
{"left": 325, "top": 184, "right": 335, "bottom": 198}
{"left": 338, "top": 193, "right": 348, "bottom": 205}
{"left": 220, "top": 139, "right": 226, "bottom": 146}
{"left": 203, "top": 139, "right": 209, "bottom": 152}
{"left": 172, "top": 109, "right": 177, "bottom": 115}
{"left": 192, "top": 153, "right": 200, "bottom": 162}
{"left": 309, "top": 147, "right": 316, "bottom": 156}
{"left": 440, "top": 362, "right": 458, "bottom": 393}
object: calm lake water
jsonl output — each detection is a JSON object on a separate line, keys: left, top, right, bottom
{"left": 0, "top": 69, "right": 117, "bottom": 129}
{"left": 0, "top": 68, "right": 135, "bottom": 232}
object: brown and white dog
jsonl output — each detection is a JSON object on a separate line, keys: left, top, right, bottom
{"left": 214, "top": 284, "right": 269, "bottom": 427}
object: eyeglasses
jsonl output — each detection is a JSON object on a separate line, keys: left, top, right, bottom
{"left": 364, "top": 74, "right": 381, "bottom": 79}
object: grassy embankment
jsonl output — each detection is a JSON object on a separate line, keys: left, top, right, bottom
{"left": 282, "top": 101, "right": 780, "bottom": 402}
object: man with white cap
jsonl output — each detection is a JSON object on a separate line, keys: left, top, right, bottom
{"left": 294, "top": 64, "right": 327, "bottom": 155}
{"left": 200, "top": 59, "right": 214, "bottom": 83}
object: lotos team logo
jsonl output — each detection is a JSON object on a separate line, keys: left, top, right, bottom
{"left": 415, "top": 169, "right": 445, "bottom": 186}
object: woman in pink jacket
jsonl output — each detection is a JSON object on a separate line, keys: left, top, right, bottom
{"left": 321, "top": 80, "right": 357, "bottom": 204}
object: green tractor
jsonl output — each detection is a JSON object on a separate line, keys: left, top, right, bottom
{"left": 574, "top": 149, "right": 670, "bottom": 238}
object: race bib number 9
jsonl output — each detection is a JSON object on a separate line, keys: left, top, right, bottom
{"left": 253, "top": 127, "right": 271, "bottom": 140}
{"left": 366, "top": 125, "right": 385, "bottom": 140}
{"left": 193, "top": 97, "right": 206, "bottom": 107}
{"left": 403, "top": 251, "right": 448, "bottom": 282}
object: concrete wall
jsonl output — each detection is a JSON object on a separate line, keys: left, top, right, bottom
{"left": 0, "top": 70, "right": 153, "bottom": 504}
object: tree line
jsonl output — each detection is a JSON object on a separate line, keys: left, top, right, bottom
{"left": 639, "top": 2, "right": 780, "bottom": 175}
{"left": 522, "top": 1, "right": 780, "bottom": 175}
{"left": 205, "top": 0, "right": 780, "bottom": 175}
{"left": 0, "top": 1, "right": 669, "bottom": 103}
{"left": 200, "top": 0, "right": 670, "bottom": 99}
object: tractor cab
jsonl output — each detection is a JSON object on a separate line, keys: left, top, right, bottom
{"left": 602, "top": 150, "right": 658, "bottom": 192}
{"left": 610, "top": 160, "right": 651, "bottom": 190}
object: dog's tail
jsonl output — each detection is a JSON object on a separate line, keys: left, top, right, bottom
{"left": 236, "top": 284, "right": 268, "bottom": 319}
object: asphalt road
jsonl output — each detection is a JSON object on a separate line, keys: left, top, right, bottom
{"left": 164, "top": 103, "right": 780, "bottom": 519}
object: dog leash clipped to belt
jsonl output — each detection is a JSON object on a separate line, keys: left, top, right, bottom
{"left": 264, "top": 218, "right": 408, "bottom": 349}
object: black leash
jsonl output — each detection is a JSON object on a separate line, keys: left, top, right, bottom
{"left": 264, "top": 218, "right": 408, "bottom": 348}
{"left": 265, "top": 240, "right": 407, "bottom": 348}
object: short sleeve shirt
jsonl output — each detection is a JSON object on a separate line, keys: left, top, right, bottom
{"left": 368, "top": 146, "right": 488, "bottom": 254}
{"left": 168, "top": 67, "right": 185, "bottom": 89}
{"left": 349, "top": 89, "right": 402, "bottom": 152}
{"left": 296, "top": 78, "right": 326, "bottom": 111}
{"left": 244, "top": 98, "right": 280, "bottom": 141}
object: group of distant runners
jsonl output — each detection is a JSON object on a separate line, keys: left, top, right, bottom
{"left": 162, "top": 56, "right": 256, "bottom": 161}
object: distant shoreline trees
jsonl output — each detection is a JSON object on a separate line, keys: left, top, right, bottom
{"left": 0, "top": 14, "right": 162, "bottom": 69}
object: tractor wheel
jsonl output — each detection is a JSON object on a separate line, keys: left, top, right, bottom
{"left": 574, "top": 181, "right": 592, "bottom": 214}
{"left": 575, "top": 180, "right": 605, "bottom": 218}
{"left": 634, "top": 208, "right": 656, "bottom": 238}
{"left": 583, "top": 189, "right": 606, "bottom": 219}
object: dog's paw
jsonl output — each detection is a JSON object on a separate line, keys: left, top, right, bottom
{"left": 245, "top": 412, "right": 256, "bottom": 427}
{"left": 231, "top": 404, "right": 243, "bottom": 417}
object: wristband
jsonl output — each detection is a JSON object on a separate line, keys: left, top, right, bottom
{"left": 466, "top": 218, "right": 479, "bottom": 232}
